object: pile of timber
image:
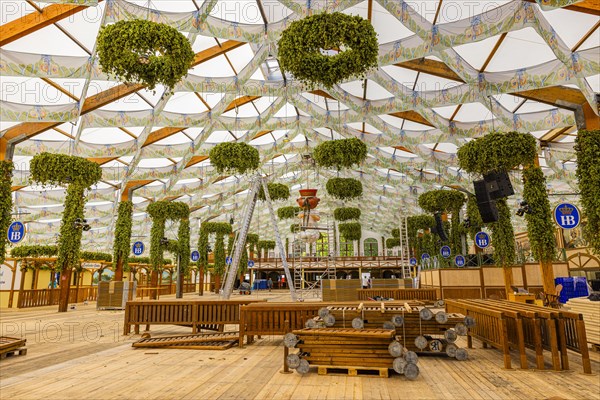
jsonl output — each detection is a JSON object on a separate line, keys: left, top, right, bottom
{"left": 132, "top": 332, "right": 240, "bottom": 350}
{"left": 307, "top": 302, "right": 472, "bottom": 358}
{"left": 0, "top": 337, "right": 27, "bottom": 360}
{"left": 284, "top": 328, "right": 421, "bottom": 379}
{"left": 565, "top": 297, "right": 600, "bottom": 346}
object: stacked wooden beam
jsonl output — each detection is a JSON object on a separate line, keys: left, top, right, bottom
{"left": 312, "top": 302, "right": 471, "bottom": 357}
{"left": 0, "top": 337, "right": 27, "bottom": 360}
{"left": 284, "top": 328, "right": 421, "bottom": 379}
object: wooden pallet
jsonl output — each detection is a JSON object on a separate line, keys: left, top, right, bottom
{"left": 132, "top": 332, "right": 240, "bottom": 350}
{"left": 316, "top": 365, "right": 389, "bottom": 378}
{"left": 0, "top": 337, "right": 27, "bottom": 360}
{"left": 0, "top": 347, "right": 27, "bottom": 360}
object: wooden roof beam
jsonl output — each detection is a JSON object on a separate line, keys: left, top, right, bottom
{"left": 0, "top": 3, "right": 94, "bottom": 47}
{"left": 523, "top": 0, "right": 599, "bottom": 15}
{"left": 120, "top": 180, "right": 154, "bottom": 201}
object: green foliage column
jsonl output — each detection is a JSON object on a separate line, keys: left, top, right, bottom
{"left": 575, "top": 130, "right": 600, "bottom": 254}
{"left": 112, "top": 201, "right": 133, "bottom": 281}
{"left": 30, "top": 153, "right": 102, "bottom": 312}
{"left": 197, "top": 226, "right": 209, "bottom": 295}
{"left": 0, "top": 161, "right": 13, "bottom": 265}
{"left": 177, "top": 210, "right": 190, "bottom": 289}
{"left": 213, "top": 234, "right": 225, "bottom": 293}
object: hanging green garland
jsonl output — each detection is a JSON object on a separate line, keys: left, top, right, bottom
{"left": 239, "top": 244, "right": 249, "bottom": 276}
{"left": 326, "top": 178, "right": 363, "bottom": 200}
{"left": 522, "top": 166, "right": 556, "bottom": 262}
{"left": 198, "top": 226, "right": 209, "bottom": 269}
{"left": 490, "top": 199, "right": 515, "bottom": 268}
{"left": 128, "top": 256, "right": 151, "bottom": 265}
{"left": 391, "top": 228, "right": 400, "bottom": 238}
{"left": 339, "top": 222, "right": 362, "bottom": 241}
{"left": 112, "top": 200, "right": 133, "bottom": 272}
{"left": 290, "top": 224, "right": 300, "bottom": 234}
{"left": 178, "top": 208, "right": 190, "bottom": 274}
{"left": 11, "top": 245, "right": 58, "bottom": 258}
{"left": 80, "top": 251, "right": 112, "bottom": 262}
{"left": 30, "top": 153, "right": 102, "bottom": 272}
{"left": 278, "top": 12, "right": 378, "bottom": 89}
{"left": 333, "top": 207, "right": 361, "bottom": 221}
{"left": 313, "top": 138, "right": 368, "bottom": 170}
{"left": 201, "top": 222, "right": 233, "bottom": 236}
{"left": 0, "top": 161, "right": 13, "bottom": 265}
{"left": 246, "top": 233, "right": 259, "bottom": 254}
{"left": 97, "top": 20, "right": 195, "bottom": 93}
{"left": 575, "top": 129, "right": 600, "bottom": 254}
{"left": 278, "top": 206, "right": 301, "bottom": 220}
{"left": 258, "top": 183, "right": 290, "bottom": 201}
{"left": 209, "top": 142, "right": 260, "bottom": 175}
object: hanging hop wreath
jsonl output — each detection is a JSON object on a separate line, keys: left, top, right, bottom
{"left": 258, "top": 183, "right": 290, "bottom": 201}
{"left": 209, "top": 142, "right": 260, "bottom": 175}
{"left": 97, "top": 20, "right": 195, "bottom": 93}
{"left": 326, "top": 178, "right": 363, "bottom": 200}
{"left": 313, "top": 138, "right": 368, "bottom": 170}
{"left": 339, "top": 222, "right": 362, "bottom": 241}
{"left": 418, "top": 190, "right": 466, "bottom": 214}
{"left": 278, "top": 12, "right": 378, "bottom": 89}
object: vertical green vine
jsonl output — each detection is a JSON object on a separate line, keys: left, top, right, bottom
{"left": 522, "top": 166, "right": 556, "bottom": 262}
{"left": 0, "top": 161, "right": 13, "bottom": 265}
{"left": 214, "top": 234, "right": 225, "bottom": 276}
{"left": 112, "top": 200, "right": 133, "bottom": 272}
{"left": 575, "top": 130, "right": 600, "bottom": 254}
{"left": 490, "top": 199, "right": 515, "bottom": 268}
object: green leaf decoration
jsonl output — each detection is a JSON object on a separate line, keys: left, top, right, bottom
{"left": 278, "top": 12, "right": 378, "bottom": 89}
{"left": 391, "top": 228, "right": 400, "bottom": 238}
{"left": 313, "top": 138, "right": 368, "bottom": 170}
{"left": 208, "top": 142, "right": 260, "bottom": 175}
{"left": 258, "top": 240, "right": 276, "bottom": 250}
{"left": 258, "top": 183, "right": 290, "bottom": 201}
{"left": 575, "top": 130, "right": 600, "bottom": 254}
{"left": 457, "top": 131, "right": 537, "bottom": 174}
{"left": 466, "top": 195, "right": 484, "bottom": 240}
{"left": 97, "top": 20, "right": 195, "bottom": 93}
{"left": 326, "top": 178, "right": 363, "bottom": 200}
{"left": 290, "top": 224, "right": 300, "bottom": 234}
{"left": 112, "top": 201, "right": 133, "bottom": 272}
{"left": 386, "top": 237, "right": 401, "bottom": 248}
{"left": 0, "top": 161, "right": 13, "bottom": 265}
{"left": 11, "top": 245, "right": 58, "bottom": 258}
{"left": 201, "top": 222, "right": 233, "bottom": 235}
{"left": 30, "top": 153, "right": 102, "bottom": 272}
{"left": 147, "top": 201, "right": 190, "bottom": 271}
{"left": 339, "top": 222, "right": 362, "bottom": 241}
{"left": 278, "top": 206, "right": 301, "bottom": 220}
{"left": 80, "top": 251, "right": 112, "bottom": 262}
{"left": 522, "top": 166, "right": 556, "bottom": 262}
{"left": 418, "top": 190, "right": 466, "bottom": 214}
{"left": 490, "top": 199, "right": 515, "bottom": 268}
{"left": 333, "top": 207, "right": 361, "bottom": 221}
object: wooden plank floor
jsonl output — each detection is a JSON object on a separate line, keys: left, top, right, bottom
{"left": 1, "top": 291, "right": 599, "bottom": 400}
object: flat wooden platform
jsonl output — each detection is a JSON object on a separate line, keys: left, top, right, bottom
{"left": 1, "top": 291, "right": 599, "bottom": 400}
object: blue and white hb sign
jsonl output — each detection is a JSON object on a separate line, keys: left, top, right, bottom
{"left": 225, "top": 256, "right": 232, "bottom": 265}
{"left": 474, "top": 231, "right": 490, "bottom": 249}
{"left": 554, "top": 203, "right": 580, "bottom": 229}
{"left": 440, "top": 245, "right": 451, "bottom": 258}
{"left": 247, "top": 260, "right": 255, "bottom": 268}
{"left": 455, "top": 255, "right": 466, "bottom": 267}
{"left": 7, "top": 221, "right": 25, "bottom": 244}
{"left": 132, "top": 241, "right": 144, "bottom": 255}
{"left": 191, "top": 250, "right": 200, "bottom": 262}
{"left": 409, "top": 257, "right": 417, "bottom": 266}
{"left": 421, "top": 253, "right": 430, "bottom": 260}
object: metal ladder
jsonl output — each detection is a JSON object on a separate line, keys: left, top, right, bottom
{"left": 398, "top": 216, "right": 411, "bottom": 279}
{"left": 220, "top": 175, "right": 297, "bottom": 301}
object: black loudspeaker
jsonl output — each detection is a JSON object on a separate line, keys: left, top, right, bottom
{"left": 474, "top": 180, "right": 499, "bottom": 223}
{"left": 432, "top": 213, "right": 449, "bottom": 241}
{"left": 483, "top": 171, "right": 514, "bottom": 200}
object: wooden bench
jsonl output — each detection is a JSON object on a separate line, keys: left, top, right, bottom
{"left": 123, "top": 299, "right": 266, "bottom": 335}
{"left": 358, "top": 288, "right": 441, "bottom": 302}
